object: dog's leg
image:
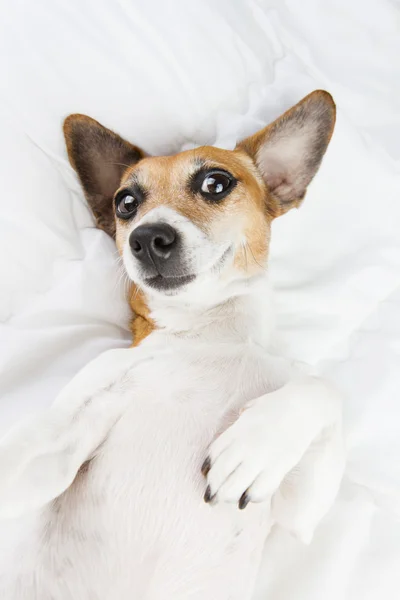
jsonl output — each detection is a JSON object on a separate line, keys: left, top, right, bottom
{"left": 0, "top": 348, "right": 143, "bottom": 519}
{"left": 204, "top": 376, "right": 344, "bottom": 541}
{"left": 271, "top": 423, "right": 345, "bottom": 542}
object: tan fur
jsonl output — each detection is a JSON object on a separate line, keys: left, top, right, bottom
{"left": 117, "top": 145, "right": 279, "bottom": 343}
{"left": 129, "top": 285, "right": 156, "bottom": 346}
{"left": 116, "top": 147, "right": 275, "bottom": 343}
{"left": 117, "top": 147, "right": 275, "bottom": 264}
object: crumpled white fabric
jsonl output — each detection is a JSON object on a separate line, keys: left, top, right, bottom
{"left": 0, "top": 1, "right": 399, "bottom": 598}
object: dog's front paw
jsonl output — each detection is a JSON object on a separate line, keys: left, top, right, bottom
{"left": 201, "top": 378, "right": 345, "bottom": 543}
{"left": 201, "top": 385, "right": 343, "bottom": 515}
{"left": 201, "top": 397, "right": 306, "bottom": 510}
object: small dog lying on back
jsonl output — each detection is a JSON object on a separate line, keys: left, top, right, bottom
{"left": 0, "top": 91, "right": 344, "bottom": 600}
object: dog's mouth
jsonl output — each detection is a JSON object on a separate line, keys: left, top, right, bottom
{"left": 144, "top": 273, "right": 196, "bottom": 291}
{"left": 141, "top": 245, "right": 233, "bottom": 293}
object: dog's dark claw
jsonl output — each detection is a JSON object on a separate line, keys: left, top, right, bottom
{"left": 238, "top": 492, "right": 250, "bottom": 510}
{"left": 201, "top": 456, "right": 211, "bottom": 477}
{"left": 204, "top": 485, "right": 213, "bottom": 503}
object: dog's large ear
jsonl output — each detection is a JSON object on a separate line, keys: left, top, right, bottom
{"left": 63, "top": 115, "right": 145, "bottom": 237}
{"left": 236, "top": 90, "right": 335, "bottom": 216}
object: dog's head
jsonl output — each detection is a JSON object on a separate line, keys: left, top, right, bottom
{"left": 64, "top": 91, "right": 335, "bottom": 310}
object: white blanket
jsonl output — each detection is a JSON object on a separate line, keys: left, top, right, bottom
{"left": 1, "top": 1, "right": 399, "bottom": 598}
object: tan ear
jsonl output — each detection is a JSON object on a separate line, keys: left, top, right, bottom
{"left": 63, "top": 115, "right": 145, "bottom": 237}
{"left": 236, "top": 90, "right": 336, "bottom": 215}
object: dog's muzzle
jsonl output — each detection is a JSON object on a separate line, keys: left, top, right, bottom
{"left": 129, "top": 223, "right": 194, "bottom": 291}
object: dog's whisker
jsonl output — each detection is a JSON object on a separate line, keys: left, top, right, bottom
{"left": 246, "top": 242, "right": 267, "bottom": 272}
{"left": 112, "top": 256, "right": 132, "bottom": 297}
{"left": 241, "top": 241, "right": 249, "bottom": 273}
{"left": 131, "top": 282, "right": 142, "bottom": 303}
{"left": 113, "top": 271, "right": 126, "bottom": 295}
{"left": 106, "top": 161, "right": 134, "bottom": 170}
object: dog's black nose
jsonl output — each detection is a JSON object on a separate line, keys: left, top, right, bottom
{"left": 129, "top": 223, "right": 178, "bottom": 268}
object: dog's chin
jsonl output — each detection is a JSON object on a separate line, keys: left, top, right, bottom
{"left": 143, "top": 273, "right": 196, "bottom": 294}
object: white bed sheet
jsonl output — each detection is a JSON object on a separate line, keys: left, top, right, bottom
{"left": 0, "top": 1, "right": 399, "bottom": 598}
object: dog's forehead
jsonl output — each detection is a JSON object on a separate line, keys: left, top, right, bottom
{"left": 116, "top": 145, "right": 268, "bottom": 230}
{"left": 120, "top": 146, "right": 255, "bottom": 189}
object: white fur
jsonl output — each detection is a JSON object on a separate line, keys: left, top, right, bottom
{"left": 0, "top": 207, "right": 344, "bottom": 600}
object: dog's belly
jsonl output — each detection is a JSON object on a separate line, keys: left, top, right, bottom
{"left": 88, "top": 406, "right": 271, "bottom": 599}
{"left": 80, "top": 349, "right": 272, "bottom": 598}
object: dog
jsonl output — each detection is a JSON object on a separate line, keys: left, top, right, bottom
{"left": 0, "top": 90, "right": 345, "bottom": 600}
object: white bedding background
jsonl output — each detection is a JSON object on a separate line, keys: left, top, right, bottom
{"left": 1, "top": 0, "right": 399, "bottom": 598}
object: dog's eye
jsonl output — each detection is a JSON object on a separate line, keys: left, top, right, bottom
{"left": 115, "top": 194, "right": 138, "bottom": 219}
{"left": 201, "top": 172, "right": 232, "bottom": 199}
{"left": 190, "top": 168, "right": 237, "bottom": 201}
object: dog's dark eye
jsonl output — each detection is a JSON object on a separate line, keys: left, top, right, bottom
{"left": 115, "top": 194, "right": 138, "bottom": 219}
{"left": 200, "top": 171, "right": 233, "bottom": 199}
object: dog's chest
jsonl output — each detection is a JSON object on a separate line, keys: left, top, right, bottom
{"left": 92, "top": 345, "right": 269, "bottom": 513}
